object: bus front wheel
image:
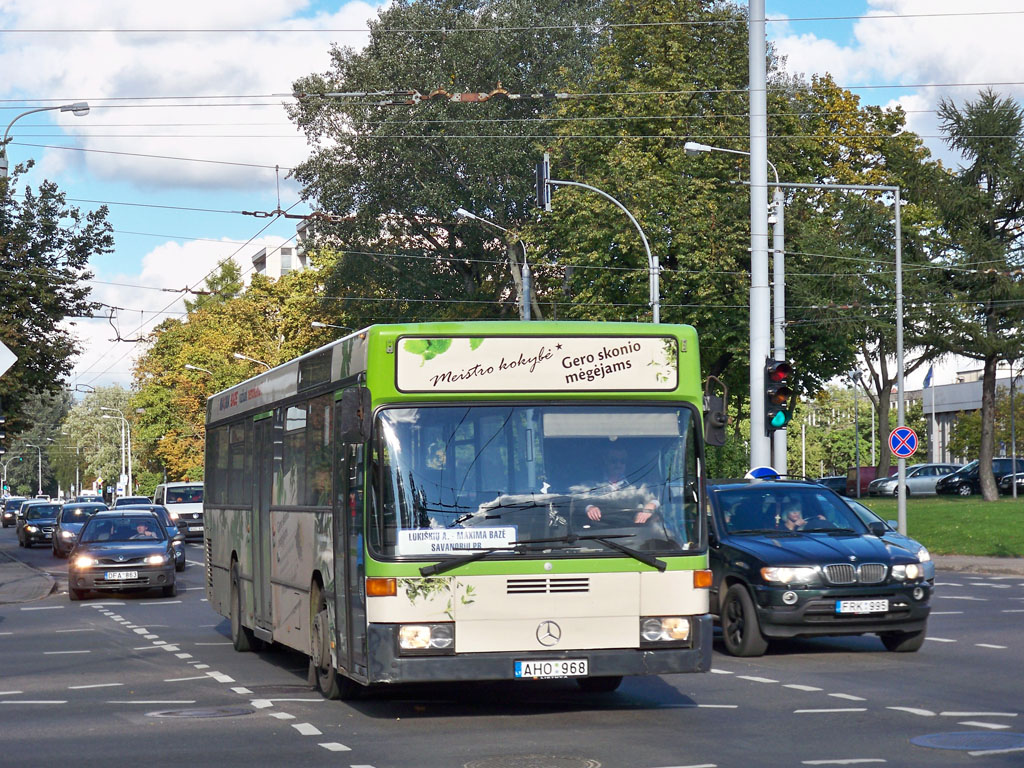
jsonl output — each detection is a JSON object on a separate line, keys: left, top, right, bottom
{"left": 309, "top": 582, "right": 342, "bottom": 699}
{"left": 230, "top": 563, "right": 258, "bottom": 652}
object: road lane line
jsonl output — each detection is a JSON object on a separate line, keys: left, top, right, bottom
{"left": 232, "top": 687, "right": 252, "bottom": 695}
{"left": 1003, "top": 609, "right": 1024, "bottom": 613}
{"left": 132, "top": 646, "right": 164, "bottom": 651}
{"left": 709, "top": 669, "right": 734, "bottom": 675}
{"left": 292, "top": 723, "right": 322, "bottom": 736}
{"left": 164, "top": 676, "right": 210, "bottom": 682}
{"left": 795, "top": 709, "right": 867, "bottom": 714}
{"left": 940, "top": 711, "right": 1017, "bottom": 717}
{"left": 957, "top": 721, "right": 1011, "bottom": 730}
{"left": 107, "top": 700, "right": 196, "bottom": 704}
{"left": 44, "top": 650, "right": 90, "bottom": 655}
{"left": 159, "top": 645, "right": 181, "bottom": 652}
{"left": 207, "top": 672, "right": 235, "bottom": 683}
{"left": 2, "top": 700, "right": 67, "bottom": 704}
{"left": 195, "top": 642, "right": 232, "bottom": 646}
{"left": 176, "top": 653, "right": 193, "bottom": 659}
{"left": 929, "top": 611, "right": 963, "bottom": 615}
{"left": 56, "top": 628, "right": 96, "bottom": 633}
{"left": 738, "top": 676, "right": 778, "bottom": 684}
{"left": 934, "top": 595, "right": 987, "bottom": 601}
{"left": 828, "top": 693, "right": 866, "bottom": 701}
{"left": 0, "top": 691, "right": 24, "bottom": 695}
{"left": 886, "top": 707, "right": 935, "bottom": 716}
{"left": 140, "top": 600, "right": 182, "bottom": 605}
{"left": 319, "top": 743, "right": 352, "bottom": 752}
{"left": 133, "top": 628, "right": 149, "bottom": 634}
{"left": 925, "top": 637, "right": 957, "bottom": 643}
{"left": 270, "top": 712, "right": 295, "bottom": 720}
{"left": 969, "top": 746, "right": 1024, "bottom": 757}
{"left": 801, "top": 760, "right": 885, "bottom": 765}
{"left": 68, "top": 683, "right": 123, "bottom": 690}
{"left": 975, "top": 643, "right": 1008, "bottom": 649}
{"left": 20, "top": 606, "right": 63, "bottom": 611}
{"left": 785, "top": 684, "right": 823, "bottom": 692}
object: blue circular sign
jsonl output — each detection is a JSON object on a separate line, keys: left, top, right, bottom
{"left": 889, "top": 427, "right": 918, "bottom": 458}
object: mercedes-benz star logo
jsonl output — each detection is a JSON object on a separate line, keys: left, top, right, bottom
{"left": 536, "top": 620, "right": 562, "bottom": 647}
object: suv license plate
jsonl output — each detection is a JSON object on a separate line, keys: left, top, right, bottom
{"left": 105, "top": 570, "right": 138, "bottom": 581}
{"left": 836, "top": 599, "right": 888, "bottom": 614}
{"left": 188, "top": 525, "right": 203, "bottom": 532}
{"left": 514, "top": 659, "right": 588, "bottom": 679}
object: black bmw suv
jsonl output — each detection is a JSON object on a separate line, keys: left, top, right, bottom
{"left": 707, "top": 479, "right": 931, "bottom": 657}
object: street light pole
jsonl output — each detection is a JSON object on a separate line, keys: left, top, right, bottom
{"left": 311, "top": 321, "right": 355, "bottom": 332}
{"left": 850, "top": 370, "right": 861, "bottom": 498}
{"left": 24, "top": 443, "right": 46, "bottom": 495}
{"left": 685, "top": 140, "right": 785, "bottom": 472}
{"left": 184, "top": 363, "right": 213, "bottom": 376}
{"left": 2, "top": 455, "right": 22, "bottom": 491}
{"left": 233, "top": 352, "right": 272, "bottom": 371}
{"left": 101, "top": 407, "right": 132, "bottom": 496}
{"left": 2, "top": 102, "right": 90, "bottom": 178}
{"left": 543, "top": 179, "right": 659, "bottom": 323}
{"left": 454, "top": 208, "right": 532, "bottom": 320}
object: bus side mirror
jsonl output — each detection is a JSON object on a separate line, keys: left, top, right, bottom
{"left": 703, "top": 375, "right": 728, "bottom": 447}
{"left": 340, "top": 387, "right": 373, "bottom": 443}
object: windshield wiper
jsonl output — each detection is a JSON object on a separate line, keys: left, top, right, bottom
{"left": 418, "top": 532, "right": 666, "bottom": 576}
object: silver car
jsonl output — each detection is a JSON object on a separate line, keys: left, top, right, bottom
{"left": 869, "top": 463, "right": 961, "bottom": 497}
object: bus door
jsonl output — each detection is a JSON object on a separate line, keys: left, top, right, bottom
{"left": 253, "top": 414, "right": 274, "bottom": 632}
{"left": 335, "top": 407, "right": 367, "bottom": 675}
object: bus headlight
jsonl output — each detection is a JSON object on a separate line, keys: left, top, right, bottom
{"left": 640, "top": 617, "right": 691, "bottom": 644}
{"left": 398, "top": 623, "right": 455, "bottom": 653}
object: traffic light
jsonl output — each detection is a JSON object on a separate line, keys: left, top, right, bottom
{"left": 764, "top": 359, "right": 794, "bottom": 435}
{"left": 535, "top": 152, "right": 551, "bottom": 211}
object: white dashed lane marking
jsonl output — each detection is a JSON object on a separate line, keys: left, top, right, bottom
{"left": 925, "top": 637, "right": 957, "bottom": 643}
{"left": 887, "top": 707, "right": 935, "bottom": 717}
{"left": 785, "top": 684, "right": 823, "bottom": 692}
{"left": 795, "top": 708, "right": 867, "bottom": 714}
{"left": 292, "top": 722, "right": 322, "bottom": 736}
{"left": 975, "top": 643, "right": 1008, "bottom": 649}
{"left": 68, "top": 683, "right": 123, "bottom": 690}
{"left": 828, "top": 693, "right": 866, "bottom": 701}
{"left": 958, "top": 721, "right": 1011, "bottom": 730}
{"left": 318, "top": 743, "right": 352, "bottom": 752}
{"left": 737, "top": 675, "right": 777, "bottom": 684}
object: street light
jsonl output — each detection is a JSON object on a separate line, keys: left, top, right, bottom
{"left": 1, "top": 455, "right": 23, "bottom": 492}
{"left": 101, "top": 407, "right": 132, "bottom": 496}
{"left": 849, "top": 370, "right": 863, "bottom": 498}
{"left": 311, "top": 321, "right": 355, "bottom": 332}
{"left": 540, "top": 175, "right": 660, "bottom": 323}
{"left": 184, "top": 363, "right": 213, "bottom": 375}
{"left": 233, "top": 352, "right": 271, "bottom": 371}
{"left": 454, "top": 208, "right": 533, "bottom": 320}
{"left": 1, "top": 101, "right": 90, "bottom": 178}
{"left": 24, "top": 439, "right": 52, "bottom": 495}
{"left": 685, "top": 141, "right": 786, "bottom": 472}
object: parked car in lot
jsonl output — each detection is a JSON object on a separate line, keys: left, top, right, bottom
{"left": 52, "top": 501, "right": 108, "bottom": 558}
{"left": 935, "top": 458, "right": 1022, "bottom": 496}
{"left": 153, "top": 481, "right": 204, "bottom": 540}
{"left": 868, "top": 463, "right": 961, "bottom": 497}
{"left": 67, "top": 510, "right": 177, "bottom": 600}
{"left": 997, "top": 471, "right": 1024, "bottom": 494}
{"left": 814, "top": 476, "right": 847, "bottom": 496}
{"left": 2, "top": 496, "right": 27, "bottom": 527}
{"left": 112, "top": 495, "right": 153, "bottom": 508}
{"left": 116, "top": 503, "right": 186, "bottom": 571}
{"left": 706, "top": 479, "right": 931, "bottom": 657}
{"left": 843, "top": 497, "right": 934, "bottom": 582}
{"left": 16, "top": 501, "right": 62, "bottom": 548}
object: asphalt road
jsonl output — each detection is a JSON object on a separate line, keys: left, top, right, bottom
{"left": 1, "top": 527, "right": 1023, "bottom": 767}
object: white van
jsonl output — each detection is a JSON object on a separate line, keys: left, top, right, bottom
{"left": 153, "top": 481, "right": 204, "bottom": 539}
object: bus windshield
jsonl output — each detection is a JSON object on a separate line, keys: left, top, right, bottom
{"left": 372, "top": 404, "right": 700, "bottom": 558}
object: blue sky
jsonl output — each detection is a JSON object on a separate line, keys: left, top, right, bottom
{"left": 2, "top": 1, "right": 1021, "bottom": 391}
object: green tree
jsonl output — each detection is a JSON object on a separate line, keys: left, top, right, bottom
{"left": 60, "top": 387, "right": 133, "bottom": 497}
{"left": 184, "top": 258, "right": 244, "bottom": 312}
{"left": 6, "top": 389, "right": 72, "bottom": 496}
{"left": 0, "top": 165, "right": 113, "bottom": 433}
{"left": 287, "top": 0, "right": 607, "bottom": 326}
{"left": 920, "top": 90, "right": 1024, "bottom": 500}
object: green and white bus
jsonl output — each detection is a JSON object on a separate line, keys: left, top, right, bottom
{"left": 205, "top": 321, "right": 713, "bottom": 698}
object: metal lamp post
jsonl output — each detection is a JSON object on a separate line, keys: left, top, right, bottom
{"left": 454, "top": 208, "right": 532, "bottom": 320}
{"left": 2, "top": 455, "right": 23, "bottom": 491}
{"left": 184, "top": 363, "right": 213, "bottom": 376}
{"left": 311, "top": 321, "right": 355, "bottom": 332}
{"left": 233, "top": 352, "right": 271, "bottom": 371}
{"left": 685, "top": 140, "right": 786, "bottom": 472}
{"left": 101, "top": 407, "right": 132, "bottom": 496}
{"left": 2, "top": 102, "right": 90, "bottom": 178}
{"left": 24, "top": 440, "right": 52, "bottom": 495}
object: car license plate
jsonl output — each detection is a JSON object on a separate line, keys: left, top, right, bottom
{"left": 836, "top": 599, "right": 888, "bottom": 614}
{"left": 188, "top": 525, "right": 203, "bottom": 532}
{"left": 514, "top": 659, "right": 588, "bottom": 679}
{"left": 105, "top": 570, "right": 138, "bottom": 581}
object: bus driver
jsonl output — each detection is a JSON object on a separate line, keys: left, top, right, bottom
{"left": 583, "top": 446, "right": 659, "bottom": 525}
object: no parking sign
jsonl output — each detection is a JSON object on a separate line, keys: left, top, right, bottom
{"left": 889, "top": 426, "right": 919, "bottom": 458}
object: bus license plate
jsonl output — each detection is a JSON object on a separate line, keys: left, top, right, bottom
{"left": 514, "top": 659, "right": 588, "bottom": 679}
{"left": 836, "top": 599, "right": 888, "bottom": 614}
{"left": 105, "top": 570, "right": 138, "bottom": 581}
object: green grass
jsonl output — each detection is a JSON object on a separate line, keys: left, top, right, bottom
{"left": 854, "top": 495, "right": 1024, "bottom": 558}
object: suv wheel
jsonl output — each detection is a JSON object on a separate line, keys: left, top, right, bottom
{"left": 721, "top": 584, "right": 768, "bottom": 657}
{"left": 957, "top": 483, "right": 973, "bottom": 497}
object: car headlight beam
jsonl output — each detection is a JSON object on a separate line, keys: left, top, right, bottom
{"left": 144, "top": 554, "right": 169, "bottom": 565}
{"left": 72, "top": 555, "right": 96, "bottom": 568}
{"left": 761, "top": 566, "right": 817, "bottom": 584}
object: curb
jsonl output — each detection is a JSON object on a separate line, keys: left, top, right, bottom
{"left": 933, "top": 555, "right": 1024, "bottom": 577}
{"left": 0, "top": 549, "right": 57, "bottom": 604}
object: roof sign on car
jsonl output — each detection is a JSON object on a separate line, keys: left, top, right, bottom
{"left": 745, "top": 466, "right": 780, "bottom": 481}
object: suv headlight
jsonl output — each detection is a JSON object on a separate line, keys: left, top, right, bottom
{"left": 892, "top": 563, "right": 922, "bottom": 581}
{"left": 24, "top": 524, "right": 38, "bottom": 533}
{"left": 761, "top": 566, "right": 817, "bottom": 584}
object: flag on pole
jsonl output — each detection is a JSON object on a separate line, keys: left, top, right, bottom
{"left": 923, "top": 365, "right": 934, "bottom": 388}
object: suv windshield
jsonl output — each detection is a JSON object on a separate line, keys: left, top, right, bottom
{"left": 371, "top": 404, "right": 701, "bottom": 558}
{"left": 714, "top": 485, "right": 869, "bottom": 534}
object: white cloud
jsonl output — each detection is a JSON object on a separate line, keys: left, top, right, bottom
{"left": 67, "top": 235, "right": 288, "bottom": 390}
{"left": 0, "top": 0, "right": 382, "bottom": 189}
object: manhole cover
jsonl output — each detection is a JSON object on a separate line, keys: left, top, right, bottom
{"left": 911, "top": 732, "right": 1024, "bottom": 751}
{"left": 465, "top": 758, "right": 600, "bottom": 768}
{"left": 147, "top": 706, "right": 254, "bottom": 719}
